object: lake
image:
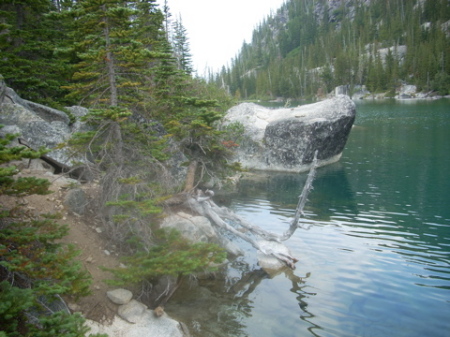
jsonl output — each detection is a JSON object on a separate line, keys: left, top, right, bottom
{"left": 170, "top": 98, "right": 450, "bottom": 337}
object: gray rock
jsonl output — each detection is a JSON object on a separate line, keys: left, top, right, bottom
{"left": 396, "top": 84, "right": 417, "bottom": 99}
{"left": 63, "top": 188, "right": 87, "bottom": 215}
{"left": 0, "top": 83, "right": 94, "bottom": 169}
{"left": 107, "top": 288, "right": 133, "bottom": 305}
{"left": 335, "top": 85, "right": 350, "bottom": 96}
{"left": 222, "top": 95, "right": 356, "bottom": 173}
{"left": 0, "top": 103, "right": 75, "bottom": 165}
{"left": 86, "top": 308, "right": 186, "bottom": 337}
{"left": 161, "top": 211, "right": 242, "bottom": 257}
{"left": 160, "top": 212, "right": 217, "bottom": 243}
{"left": 118, "top": 300, "right": 147, "bottom": 323}
{"left": 1, "top": 86, "right": 70, "bottom": 125}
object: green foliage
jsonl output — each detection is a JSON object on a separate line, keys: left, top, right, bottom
{"left": 0, "top": 129, "right": 98, "bottom": 336}
{"left": 104, "top": 228, "right": 226, "bottom": 286}
{"left": 432, "top": 72, "right": 450, "bottom": 95}
{"left": 0, "top": 131, "right": 51, "bottom": 196}
{"left": 0, "top": 0, "right": 73, "bottom": 105}
{"left": 0, "top": 281, "right": 106, "bottom": 337}
{"left": 62, "top": 0, "right": 166, "bottom": 109}
{"left": 106, "top": 195, "right": 162, "bottom": 217}
{"left": 80, "top": 107, "right": 132, "bottom": 124}
{"left": 0, "top": 217, "right": 91, "bottom": 298}
{"left": 0, "top": 281, "right": 33, "bottom": 336}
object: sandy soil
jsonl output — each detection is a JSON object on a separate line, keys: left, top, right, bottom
{"left": 1, "top": 167, "right": 123, "bottom": 324}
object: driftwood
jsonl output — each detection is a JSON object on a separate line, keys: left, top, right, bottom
{"left": 17, "top": 138, "right": 93, "bottom": 181}
{"left": 188, "top": 151, "right": 319, "bottom": 269}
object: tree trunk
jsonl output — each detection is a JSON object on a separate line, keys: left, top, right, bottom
{"left": 183, "top": 160, "right": 198, "bottom": 192}
{"left": 101, "top": 4, "right": 118, "bottom": 107}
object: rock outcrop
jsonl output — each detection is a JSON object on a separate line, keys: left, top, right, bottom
{"left": 221, "top": 95, "right": 356, "bottom": 173}
{"left": 0, "top": 77, "right": 89, "bottom": 166}
{"left": 0, "top": 78, "right": 187, "bottom": 183}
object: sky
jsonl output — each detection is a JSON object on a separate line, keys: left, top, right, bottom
{"left": 156, "top": 0, "right": 286, "bottom": 75}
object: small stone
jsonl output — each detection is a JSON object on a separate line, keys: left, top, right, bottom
{"left": 153, "top": 306, "right": 165, "bottom": 317}
{"left": 107, "top": 288, "right": 133, "bottom": 305}
{"left": 103, "top": 250, "right": 110, "bottom": 256}
{"left": 95, "top": 227, "right": 102, "bottom": 233}
{"left": 86, "top": 256, "right": 94, "bottom": 263}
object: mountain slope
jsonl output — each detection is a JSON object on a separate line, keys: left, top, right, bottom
{"left": 215, "top": 0, "right": 450, "bottom": 99}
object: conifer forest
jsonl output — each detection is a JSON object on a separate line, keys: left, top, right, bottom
{"left": 213, "top": 0, "right": 450, "bottom": 100}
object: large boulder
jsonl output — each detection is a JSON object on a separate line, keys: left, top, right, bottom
{"left": 0, "top": 79, "right": 90, "bottom": 166}
{"left": 160, "top": 212, "right": 242, "bottom": 256}
{"left": 221, "top": 95, "right": 356, "bottom": 172}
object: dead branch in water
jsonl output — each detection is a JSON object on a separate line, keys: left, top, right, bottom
{"left": 189, "top": 151, "right": 319, "bottom": 269}
{"left": 280, "top": 150, "right": 318, "bottom": 241}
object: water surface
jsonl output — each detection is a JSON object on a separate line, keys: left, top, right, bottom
{"left": 170, "top": 99, "right": 450, "bottom": 337}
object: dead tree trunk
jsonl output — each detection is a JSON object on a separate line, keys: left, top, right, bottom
{"left": 280, "top": 150, "right": 318, "bottom": 241}
{"left": 186, "top": 151, "right": 319, "bottom": 269}
{"left": 183, "top": 160, "right": 198, "bottom": 192}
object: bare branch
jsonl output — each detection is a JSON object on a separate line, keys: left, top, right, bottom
{"left": 280, "top": 150, "right": 318, "bottom": 241}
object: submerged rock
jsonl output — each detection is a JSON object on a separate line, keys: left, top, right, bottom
{"left": 85, "top": 289, "right": 188, "bottom": 337}
{"left": 222, "top": 95, "right": 356, "bottom": 173}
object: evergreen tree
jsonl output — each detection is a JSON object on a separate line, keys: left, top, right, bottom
{"left": 172, "top": 15, "right": 193, "bottom": 75}
{"left": 63, "top": 0, "right": 166, "bottom": 110}
{"left": 0, "top": 0, "right": 72, "bottom": 105}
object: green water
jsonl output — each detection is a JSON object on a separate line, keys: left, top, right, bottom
{"left": 170, "top": 99, "right": 450, "bottom": 337}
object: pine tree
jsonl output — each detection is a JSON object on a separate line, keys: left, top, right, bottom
{"left": 63, "top": 0, "right": 166, "bottom": 110}
{"left": 0, "top": 0, "right": 72, "bottom": 105}
{"left": 171, "top": 15, "right": 193, "bottom": 75}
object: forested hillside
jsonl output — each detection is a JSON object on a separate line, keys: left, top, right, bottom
{"left": 0, "top": 1, "right": 233, "bottom": 335}
{"left": 214, "top": 0, "right": 450, "bottom": 100}
{"left": 0, "top": 0, "right": 236, "bottom": 192}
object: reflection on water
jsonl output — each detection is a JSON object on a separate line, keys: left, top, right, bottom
{"left": 169, "top": 100, "right": 450, "bottom": 337}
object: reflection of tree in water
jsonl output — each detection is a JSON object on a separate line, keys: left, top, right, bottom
{"left": 169, "top": 261, "right": 319, "bottom": 337}
{"left": 287, "top": 269, "right": 323, "bottom": 337}
{"left": 169, "top": 166, "right": 340, "bottom": 336}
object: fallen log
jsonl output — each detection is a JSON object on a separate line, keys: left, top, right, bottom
{"left": 186, "top": 151, "right": 319, "bottom": 269}
{"left": 18, "top": 138, "right": 93, "bottom": 182}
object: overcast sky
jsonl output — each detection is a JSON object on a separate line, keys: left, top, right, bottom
{"left": 156, "top": 0, "right": 286, "bottom": 75}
